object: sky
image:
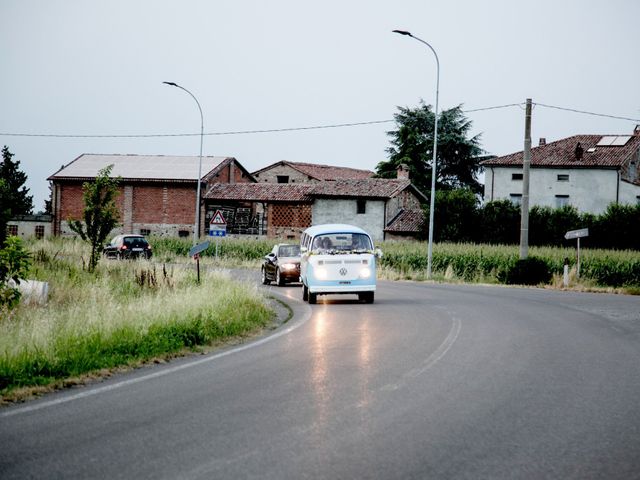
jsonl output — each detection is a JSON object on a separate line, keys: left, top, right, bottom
{"left": 2, "top": 0, "right": 639, "bottom": 212}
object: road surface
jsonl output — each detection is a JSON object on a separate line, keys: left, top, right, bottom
{"left": 1, "top": 280, "right": 639, "bottom": 479}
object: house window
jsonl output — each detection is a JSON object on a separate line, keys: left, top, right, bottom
{"left": 510, "top": 194, "right": 522, "bottom": 206}
{"left": 7, "top": 225, "right": 18, "bottom": 237}
{"left": 512, "top": 173, "right": 523, "bottom": 181}
{"left": 35, "top": 225, "right": 45, "bottom": 239}
{"left": 178, "top": 230, "right": 190, "bottom": 238}
{"left": 357, "top": 199, "right": 366, "bottom": 214}
{"left": 140, "top": 229, "right": 151, "bottom": 236}
{"left": 557, "top": 174, "right": 570, "bottom": 182}
{"left": 277, "top": 175, "right": 289, "bottom": 184}
{"left": 555, "top": 195, "right": 570, "bottom": 208}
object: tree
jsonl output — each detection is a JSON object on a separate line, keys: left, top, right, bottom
{"left": 69, "top": 165, "right": 121, "bottom": 272}
{"left": 429, "top": 188, "right": 480, "bottom": 243}
{"left": 376, "top": 102, "right": 484, "bottom": 197}
{"left": 0, "top": 146, "right": 33, "bottom": 217}
{"left": 44, "top": 182, "right": 53, "bottom": 215}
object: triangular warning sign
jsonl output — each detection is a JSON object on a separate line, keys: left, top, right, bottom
{"left": 210, "top": 210, "right": 226, "bottom": 225}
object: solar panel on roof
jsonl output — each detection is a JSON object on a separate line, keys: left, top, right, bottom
{"left": 597, "top": 135, "right": 632, "bottom": 147}
{"left": 597, "top": 136, "right": 617, "bottom": 146}
{"left": 610, "top": 136, "right": 631, "bottom": 146}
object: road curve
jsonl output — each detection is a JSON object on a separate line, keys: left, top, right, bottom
{"left": 1, "top": 280, "right": 639, "bottom": 479}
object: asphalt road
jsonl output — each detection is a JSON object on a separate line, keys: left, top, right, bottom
{"left": 1, "top": 280, "right": 640, "bottom": 479}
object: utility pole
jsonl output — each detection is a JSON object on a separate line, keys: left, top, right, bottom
{"left": 519, "top": 98, "right": 532, "bottom": 259}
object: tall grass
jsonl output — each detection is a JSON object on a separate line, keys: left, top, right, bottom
{"left": 1, "top": 238, "right": 274, "bottom": 396}
{"left": 151, "top": 236, "right": 275, "bottom": 265}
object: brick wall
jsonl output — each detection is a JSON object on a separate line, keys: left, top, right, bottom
{"left": 266, "top": 203, "right": 312, "bottom": 238}
{"left": 58, "top": 183, "right": 86, "bottom": 222}
{"left": 208, "top": 161, "right": 253, "bottom": 184}
{"left": 132, "top": 185, "right": 195, "bottom": 224}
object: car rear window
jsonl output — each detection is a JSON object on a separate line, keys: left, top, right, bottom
{"left": 124, "top": 237, "right": 148, "bottom": 248}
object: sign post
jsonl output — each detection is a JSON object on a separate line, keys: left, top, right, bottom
{"left": 564, "top": 228, "right": 589, "bottom": 278}
{"left": 209, "top": 210, "right": 227, "bottom": 259}
{"left": 189, "top": 240, "right": 210, "bottom": 284}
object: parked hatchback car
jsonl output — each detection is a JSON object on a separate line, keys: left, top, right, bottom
{"left": 261, "top": 244, "right": 301, "bottom": 286}
{"left": 103, "top": 234, "right": 152, "bottom": 259}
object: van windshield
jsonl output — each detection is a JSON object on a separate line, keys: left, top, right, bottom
{"left": 311, "top": 233, "right": 372, "bottom": 253}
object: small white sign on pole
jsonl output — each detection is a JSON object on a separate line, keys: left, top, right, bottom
{"left": 564, "top": 228, "right": 589, "bottom": 278}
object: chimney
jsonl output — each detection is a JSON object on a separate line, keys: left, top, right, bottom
{"left": 397, "top": 164, "right": 410, "bottom": 180}
{"left": 539, "top": 138, "right": 546, "bottom": 146}
{"left": 574, "top": 142, "right": 584, "bottom": 161}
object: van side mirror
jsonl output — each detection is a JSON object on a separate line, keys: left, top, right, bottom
{"left": 374, "top": 248, "right": 383, "bottom": 259}
{"left": 300, "top": 246, "right": 308, "bottom": 254}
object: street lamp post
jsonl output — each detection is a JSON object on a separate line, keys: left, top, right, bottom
{"left": 163, "top": 81, "right": 204, "bottom": 245}
{"left": 392, "top": 30, "right": 440, "bottom": 279}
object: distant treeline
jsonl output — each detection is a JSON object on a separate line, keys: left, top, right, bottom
{"left": 428, "top": 189, "right": 640, "bottom": 251}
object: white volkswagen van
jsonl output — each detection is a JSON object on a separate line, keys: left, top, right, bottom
{"left": 299, "top": 224, "right": 381, "bottom": 304}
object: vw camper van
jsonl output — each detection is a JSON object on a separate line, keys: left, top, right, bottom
{"left": 299, "top": 224, "right": 381, "bottom": 304}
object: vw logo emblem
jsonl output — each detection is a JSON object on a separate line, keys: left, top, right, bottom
{"left": 339, "top": 268, "right": 348, "bottom": 276}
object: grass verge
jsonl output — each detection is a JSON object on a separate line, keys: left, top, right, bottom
{"left": 1, "top": 238, "right": 275, "bottom": 403}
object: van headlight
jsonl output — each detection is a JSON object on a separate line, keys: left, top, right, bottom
{"left": 359, "top": 267, "right": 372, "bottom": 279}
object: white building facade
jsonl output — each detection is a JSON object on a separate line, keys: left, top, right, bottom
{"left": 482, "top": 129, "right": 640, "bottom": 214}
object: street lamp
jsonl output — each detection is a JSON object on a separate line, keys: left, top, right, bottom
{"left": 392, "top": 29, "right": 440, "bottom": 279}
{"left": 163, "top": 81, "right": 204, "bottom": 245}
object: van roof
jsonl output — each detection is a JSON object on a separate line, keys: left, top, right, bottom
{"left": 302, "top": 224, "right": 370, "bottom": 237}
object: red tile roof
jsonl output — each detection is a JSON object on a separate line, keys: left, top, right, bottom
{"left": 385, "top": 209, "right": 425, "bottom": 233}
{"left": 311, "top": 179, "right": 414, "bottom": 199}
{"left": 252, "top": 161, "right": 373, "bottom": 181}
{"left": 481, "top": 133, "right": 640, "bottom": 169}
{"left": 204, "top": 178, "right": 422, "bottom": 202}
{"left": 204, "top": 183, "right": 313, "bottom": 202}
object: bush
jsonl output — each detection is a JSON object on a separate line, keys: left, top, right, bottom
{"left": 505, "top": 257, "right": 552, "bottom": 285}
{"left": 0, "top": 236, "right": 32, "bottom": 309}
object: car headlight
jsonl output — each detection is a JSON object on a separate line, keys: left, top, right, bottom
{"left": 315, "top": 267, "right": 328, "bottom": 280}
{"left": 280, "top": 263, "right": 296, "bottom": 271}
{"left": 359, "top": 267, "right": 372, "bottom": 279}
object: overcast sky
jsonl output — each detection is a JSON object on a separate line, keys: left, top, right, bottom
{"left": 2, "top": 0, "right": 639, "bottom": 211}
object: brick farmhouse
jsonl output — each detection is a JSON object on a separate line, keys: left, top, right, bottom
{"left": 48, "top": 154, "right": 254, "bottom": 237}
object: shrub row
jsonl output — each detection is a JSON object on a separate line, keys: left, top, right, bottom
{"left": 430, "top": 190, "right": 640, "bottom": 250}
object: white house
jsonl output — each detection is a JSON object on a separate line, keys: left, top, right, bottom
{"left": 482, "top": 127, "right": 640, "bottom": 214}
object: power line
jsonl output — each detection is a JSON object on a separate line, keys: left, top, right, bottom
{"left": 0, "top": 103, "right": 522, "bottom": 139}
{"left": 0, "top": 119, "right": 395, "bottom": 139}
{"left": 0, "top": 102, "right": 636, "bottom": 139}
{"left": 534, "top": 103, "right": 640, "bottom": 123}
